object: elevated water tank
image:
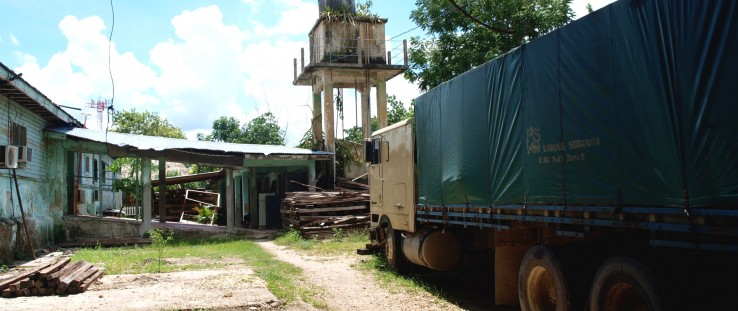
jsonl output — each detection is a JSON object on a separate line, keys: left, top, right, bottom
{"left": 319, "top": 0, "right": 355, "bottom": 14}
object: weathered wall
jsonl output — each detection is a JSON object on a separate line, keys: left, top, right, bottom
{"left": 62, "top": 215, "right": 139, "bottom": 239}
{"left": 0, "top": 93, "right": 62, "bottom": 263}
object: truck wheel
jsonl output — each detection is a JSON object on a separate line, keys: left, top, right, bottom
{"left": 518, "top": 245, "right": 570, "bottom": 311}
{"left": 384, "top": 222, "right": 407, "bottom": 273}
{"left": 589, "top": 256, "right": 665, "bottom": 311}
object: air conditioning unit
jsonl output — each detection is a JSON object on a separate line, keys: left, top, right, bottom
{"left": 18, "top": 146, "right": 32, "bottom": 163}
{"left": 0, "top": 145, "right": 19, "bottom": 169}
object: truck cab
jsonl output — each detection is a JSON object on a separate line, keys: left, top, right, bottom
{"left": 366, "top": 119, "right": 416, "bottom": 234}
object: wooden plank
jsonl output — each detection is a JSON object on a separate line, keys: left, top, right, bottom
{"left": 70, "top": 267, "right": 99, "bottom": 288}
{"left": 301, "top": 222, "right": 369, "bottom": 231}
{"left": 8, "top": 281, "right": 20, "bottom": 292}
{"left": 38, "top": 257, "right": 71, "bottom": 279}
{"left": 47, "top": 260, "right": 85, "bottom": 282}
{"left": 78, "top": 270, "right": 104, "bottom": 293}
{"left": 295, "top": 205, "right": 367, "bottom": 214}
{"left": 0, "top": 262, "right": 51, "bottom": 291}
{"left": 57, "top": 262, "right": 92, "bottom": 294}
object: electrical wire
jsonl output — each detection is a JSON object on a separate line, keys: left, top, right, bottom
{"left": 106, "top": 0, "right": 116, "bottom": 132}
{"left": 447, "top": 0, "right": 514, "bottom": 34}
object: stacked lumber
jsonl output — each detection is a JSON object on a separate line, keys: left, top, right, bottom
{"left": 336, "top": 177, "right": 369, "bottom": 191}
{"left": 281, "top": 190, "right": 370, "bottom": 238}
{"left": 0, "top": 258, "right": 104, "bottom": 298}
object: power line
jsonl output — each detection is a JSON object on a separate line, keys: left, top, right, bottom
{"left": 447, "top": 0, "right": 514, "bottom": 34}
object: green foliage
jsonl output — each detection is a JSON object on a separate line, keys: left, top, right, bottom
{"left": 194, "top": 205, "right": 217, "bottom": 224}
{"left": 113, "top": 177, "right": 141, "bottom": 196}
{"left": 198, "top": 116, "right": 243, "bottom": 143}
{"left": 335, "top": 139, "right": 362, "bottom": 178}
{"left": 0, "top": 264, "right": 8, "bottom": 273}
{"left": 198, "top": 112, "right": 285, "bottom": 146}
{"left": 296, "top": 129, "right": 323, "bottom": 151}
{"left": 320, "top": 0, "right": 379, "bottom": 23}
{"left": 72, "top": 237, "right": 327, "bottom": 308}
{"left": 111, "top": 109, "right": 186, "bottom": 138}
{"left": 343, "top": 95, "right": 412, "bottom": 144}
{"left": 387, "top": 95, "right": 415, "bottom": 125}
{"left": 241, "top": 112, "right": 285, "bottom": 145}
{"left": 274, "top": 227, "right": 369, "bottom": 256}
{"left": 147, "top": 229, "right": 174, "bottom": 273}
{"left": 406, "top": 0, "right": 574, "bottom": 91}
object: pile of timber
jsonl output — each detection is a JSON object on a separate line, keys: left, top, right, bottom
{"left": 0, "top": 258, "right": 104, "bottom": 298}
{"left": 281, "top": 190, "right": 370, "bottom": 238}
{"left": 336, "top": 177, "right": 369, "bottom": 191}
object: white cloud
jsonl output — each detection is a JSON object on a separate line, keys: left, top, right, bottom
{"left": 13, "top": 0, "right": 418, "bottom": 146}
{"left": 241, "top": 0, "right": 261, "bottom": 15}
{"left": 15, "top": 15, "right": 158, "bottom": 128}
{"left": 149, "top": 6, "right": 246, "bottom": 130}
{"left": 571, "top": 0, "right": 617, "bottom": 19}
{"left": 9, "top": 33, "right": 19, "bottom": 46}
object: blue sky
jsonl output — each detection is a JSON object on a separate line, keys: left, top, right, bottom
{"left": 0, "top": 0, "right": 614, "bottom": 145}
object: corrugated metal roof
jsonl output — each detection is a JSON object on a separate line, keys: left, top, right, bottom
{"left": 47, "top": 126, "right": 333, "bottom": 156}
{"left": 1, "top": 62, "right": 83, "bottom": 127}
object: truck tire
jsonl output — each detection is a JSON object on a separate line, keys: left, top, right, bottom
{"left": 384, "top": 221, "right": 408, "bottom": 273}
{"left": 588, "top": 256, "right": 665, "bottom": 311}
{"left": 518, "top": 245, "right": 571, "bottom": 311}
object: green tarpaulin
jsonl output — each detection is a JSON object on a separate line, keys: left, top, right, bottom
{"left": 416, "top": 0, "right": 738, "bottom": 209}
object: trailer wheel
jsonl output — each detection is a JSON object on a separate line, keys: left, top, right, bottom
{"left": 589, "top": 256, "right": 665, "bottom": 311}
{"left": 384, "top": 221, "right": 407, "bottom": 273}
{"left": 518, "top": 245, "right": 570, "bottom": 311}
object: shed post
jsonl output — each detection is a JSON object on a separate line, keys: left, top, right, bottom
{"left": 376, "top": 77, "right": 387, "bottom": 129}
{"left": 248, "top": 167, "right": 258, "bottom": 229}
{"left": 360, "top": 86, "right": 371, "bottom": 139}
{"left": 323, "top": 72, "right": 335, "bottom": 152}
{"left": 308, "top": 160, "right": 317, "bottom": 192}
{"left": 139, "top": 158, "right": 152, "bottom": 236}
{"left": 241, "top": 173, "right": 248, "bottom": 227}
{"left": 98, "top": 155, "right": 104, "bottom": 217}
{"left": 226, "top": 168, "right": 235, "bottom": 232}
{"left": 158, "top": 158, "right": 167, "bottom": 223}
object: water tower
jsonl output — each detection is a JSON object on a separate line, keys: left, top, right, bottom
{"left": 293, "top": 0, "right": 408, "bottom": 152}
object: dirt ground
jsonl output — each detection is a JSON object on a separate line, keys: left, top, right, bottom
{"left": 256, "top": 240, "right": 461, "bottom": 311}
{"left": 2, "top": 241, "right": 462, "bottom": 311}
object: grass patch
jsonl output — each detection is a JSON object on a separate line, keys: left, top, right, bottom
{"left": 72, "top": 236, "right": 328, "bottom": 308}
{"left": 275, "top": 228, "right": 453, "bottom": 307}
{"left": 354, "top": 255, "right": 446, "bottom": 298}
{"left": 274, "top": 227, "right": 369, "bottom": 256}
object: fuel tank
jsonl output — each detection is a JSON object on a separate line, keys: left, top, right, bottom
{"left": 402, "top": 229, "right": 461, "bottom": 271}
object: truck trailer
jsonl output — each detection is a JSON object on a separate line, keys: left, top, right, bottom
{"left": 361, "top": 0, "right": 738, "bottom": 310}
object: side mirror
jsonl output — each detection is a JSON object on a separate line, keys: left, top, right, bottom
{"left": 364, "top": 139, "right": 373, "bottom": 163}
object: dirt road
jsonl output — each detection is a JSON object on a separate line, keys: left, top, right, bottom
{"left": 256, "top": 240, "right": 461, "bottom": 311}
{"left": 1, "top": 242, "right": 463, "bottom": 310}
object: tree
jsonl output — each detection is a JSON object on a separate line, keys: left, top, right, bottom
{"left": 198, "top": 117, "right": 244, "bottom": 143}
{"left": 406, "top": 0, "right": 574, "bottom": 91}
{"left": 111, "top": 109, "right": 186, "bottom": 138}
{"left": 387, "top": 95, "right": 414, "bottom": 125}
{"left": 109, "top": 109, "right": 187, "bottom": 208}
{"left": 241, "top": 112, "right": 285, "bottom": 145}
{"left": 343, "top": 95, "right": 413, "bottom": 144}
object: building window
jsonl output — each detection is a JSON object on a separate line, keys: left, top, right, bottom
{"left": 84, "top": 156, "right": 90, "bottom": 173}
{"left": 10, "top": 122, "right": 27, "bottom": 146}
{"left": 93, "top": 159, "right": 98, "bottom": 183}
{"left": 101, "top": 162, "right": 107, "bottom": 184}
